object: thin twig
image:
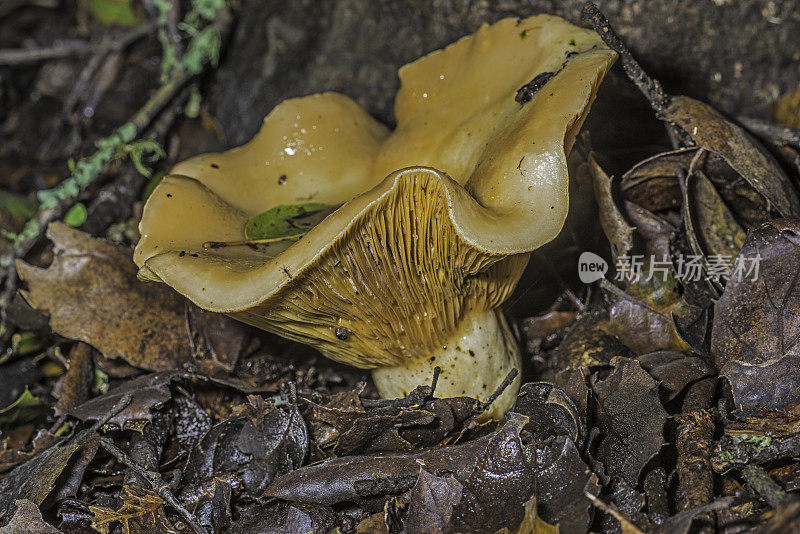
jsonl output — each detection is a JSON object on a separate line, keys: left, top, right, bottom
{"left": 92, "top": 392, "right": 133, "bottom": 431}
{"left": 429, "top": 366, "right": 441, "bottom": 397}
{"left": 0, "top": 23, "right": 153, "bottom": 66}
{"left": 741, "top": 463, "right": 792, "bottom": 509}
{"left": 0, "top": 40, "right": 88, "bottom": 65}
{"left": 581, "top": 3, "right": 690, "bottom": 148}
{"left": 64, "top": 52, "right": 106, "bottom": 119}
{"left": 100, "top": 437, "right": 208, "bottom": 534}
{"left": 581, "top": 3, "right": 668, "bottom": 116}
{"left": 459, "top": 367, "right": 520, "bottom": 431}
{"left": 477, "top": 368, "right": 519, "bottom": 415}
{"left": 585, "top": 492, "right": 646, "bottom": 533}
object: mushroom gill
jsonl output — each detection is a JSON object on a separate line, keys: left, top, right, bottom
{"left": 134, "top": 15, "right": 616, "bottom": 418}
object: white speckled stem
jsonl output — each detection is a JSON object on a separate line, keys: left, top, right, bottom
{"left": 371, "top": 308, "right": 522, "bottom": 420}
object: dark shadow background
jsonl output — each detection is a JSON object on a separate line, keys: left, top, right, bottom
{"left": 210, "top": 0, "right": 800, "bottom": 150}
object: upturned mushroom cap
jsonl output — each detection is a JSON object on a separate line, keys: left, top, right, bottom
{"left": 135, "top": 15, "right": 615, "bottom": 370}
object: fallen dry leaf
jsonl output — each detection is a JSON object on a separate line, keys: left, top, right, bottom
{"left": 552, "top": 311, "right": 636, "bottom": 370}
{"left": 0, "top": 429, "right": 98, "bottom": 521}
{"left": 602, "top": 278, "right": 691, "bottom": 354}
{"left": 512, "top": 381, "right": 584, "bottom": 448}
{"left": 53, "top": 342, "right": 94, "bottom": 417}
{"left": 598, "top": 480, "right": 649, "bottom": 533}
{"left": 304, "top": 383, "right": 482, "bottom": 456}
{"left": 0, "top": 499, "right": 59, "bottom": 534}
{"left": 402, "top": 469, "right": 463, "bottom": 534}
{"left": 181, "top": 395, "right": 308, "bottom": 504}
{"left": 533, "top": 436, "right": 600, "bottom": 533}
{"left": 67, "top": 371, "right": 181, "bottom": 429}
{"left": 17, "top": 223, "right": 191, "bottom": 372}
{"left": 588, "top": 153, "right": 634, "bottom": 260}
{"left": 711, "top": 219, "right": 800, "bottom": 430}
{"left": 267, "top": 414, "right": 598, "bottom": 533}
{"left": 665, "top": 96, "right": 800, "bottom": 219}
{"left": 637, "top": 351, "right": 715, "bottom": 402}
{"left": 229, "top": 501, "right": 338, "bottom": 534}
{"left": 591, "top": 357, "right": 667, "bottom": 487}
{"left": 683, "top": 167, "right": 747, "bottom": 291}
{"left": 586, "top": 493, "right": 645, "bottom": 534}
{"left": 447, "top": 414, "right": 537, "bottom": 533}
{"left": 620, "top": 148, "right": 691, "bottom": 212}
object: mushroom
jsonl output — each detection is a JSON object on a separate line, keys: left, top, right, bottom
{"left": 134, "top": 15, "right": 616, "bottom": 418}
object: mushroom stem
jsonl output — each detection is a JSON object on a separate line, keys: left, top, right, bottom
{"left": 371, "top": 308, "right": 522, "bottom": 420}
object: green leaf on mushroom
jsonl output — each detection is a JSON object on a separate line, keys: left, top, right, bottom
{"left": 245, "top": 202, "right": 339, "bottom": 240}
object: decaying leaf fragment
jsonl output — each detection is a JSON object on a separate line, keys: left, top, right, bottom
{"left": 0, "top": 429, "right": 98, "bottom": 522}
{"left": 602, "top": 278, "right": 690, "bottom": 354}
{"left": 267, "top": 413, "right": 598, "bottom": 533}
{"left": 664, "top": 96, "right": 800, "bottom": 219}
{"left": 512, "top": 381, "right": 584, "bottom": 448}
{"left": 637, "top": 351, "right": 714, "bottom": 402}
{"left": 620, "top": 148, "right": 691, "bottom": 212}
{"left": 181, "top": 395, "right": 308, "bottom": 504}
{"left": 401, "top": 469, "right": 463, "bottom": 534}
{"left": 89, "top": 485, "right": 175, "bottom": 534}
{"left": 67, "top": 371, "right": 180, "bottom": 429}
{"left": 712, "top": 219, "right": 800, "bottom": 431}
{"left": 591, "top": 357, "right": 667, "bottom": 487}
{"left": 551, "top": 311, "right": 635, "bottom": 370}
{"left": 0, "top": 499, "right": 59, "bottom": 534}
{"left": 54, "top": 342, "right": 94, "bottom": 417}
{"left": 447, "top": 414, "right": 537, "bottom": 532}
{"left": 304, "top": 381, "right": 488, "bottom": 456}
{"left": 534, "top": 436, "right": 601, "bottom": 533}
{"left": 229, "top": 500, "right": 338, "bottom": 534}
{"left": 16, "top": 223, "right": 191, "bottom": 372}
{"left": 682, "top": 166, "right": 747, "bottom": 291}
{"left": 587, "top": 153, "right": 634, "bottom": 260}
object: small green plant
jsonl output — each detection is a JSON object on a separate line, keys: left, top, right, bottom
{"left": 153, "top": 0, "right": 225, "bottom": 82}
{"left": 10, "top": 0, "right": 227, "bottom": 251}
{"left": 64, "top": 203, "right": 88, "bottom": 227}
{"left": 115, "top": 138, "right": 166, "bottom": 178}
